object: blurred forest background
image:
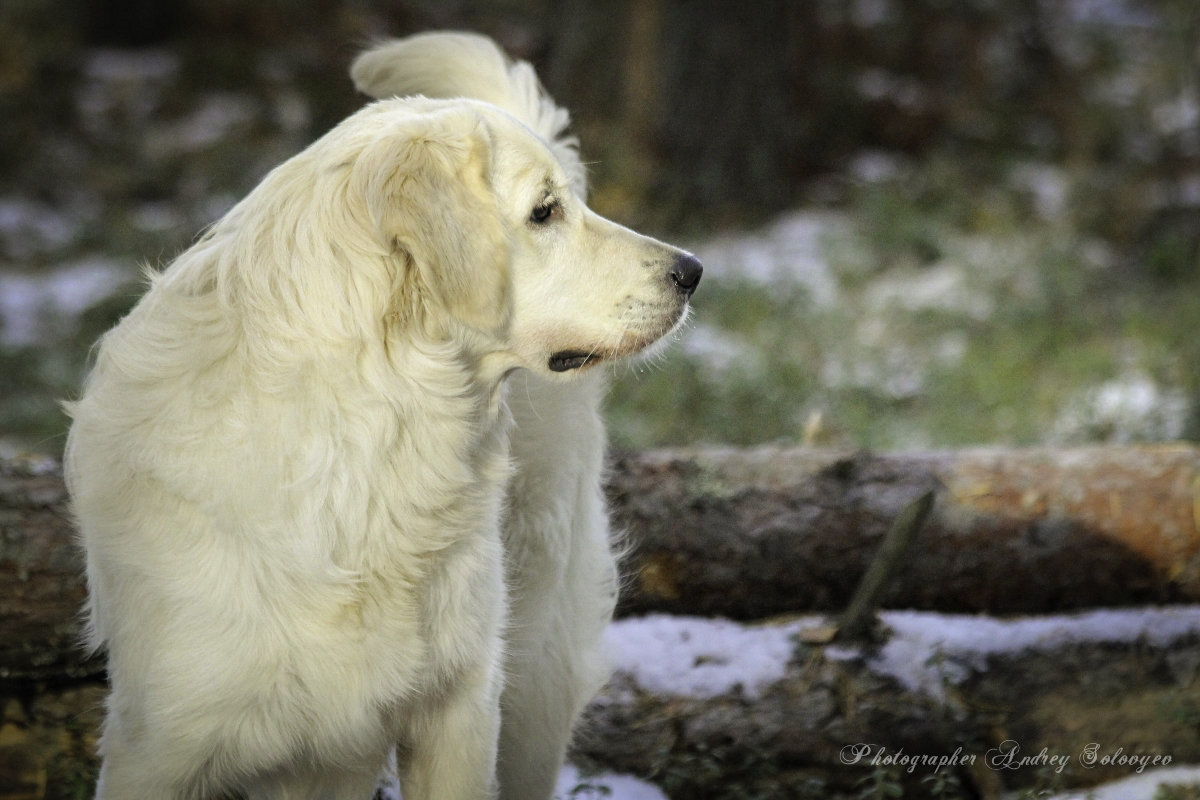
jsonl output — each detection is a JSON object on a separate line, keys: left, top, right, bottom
{"left": 1, "top": 0, "right": 1198, "bottom": 454}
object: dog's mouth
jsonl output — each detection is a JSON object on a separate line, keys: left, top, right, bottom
{"left": 548, "top": 350, "right": 600, "bottom": 372}
{"left": 547, "top": 311, "right": 691, "bottom": 374}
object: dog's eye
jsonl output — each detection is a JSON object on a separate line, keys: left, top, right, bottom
{"left": 529, "top": 199, "right": 561, "bottom": 225}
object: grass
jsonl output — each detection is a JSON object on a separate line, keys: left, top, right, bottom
{"left": 2, "top": 22, "right": 1196, "bottom": 457}
{"left": 1, "top": 73, "right": 1197, "bottom": 458}
{"left": 605, "top": 155, "right": 1200, "bottom": 452}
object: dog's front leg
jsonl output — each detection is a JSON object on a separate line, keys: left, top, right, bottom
{"left": 400, "top": 657, "right": 504, "bottom": 800}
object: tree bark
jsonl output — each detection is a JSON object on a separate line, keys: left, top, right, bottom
{"left": 0, "top": 454, "right": 97, "bottom": 680}
{"left": 608, "top": 444, "right": 1200, "bottom": 618}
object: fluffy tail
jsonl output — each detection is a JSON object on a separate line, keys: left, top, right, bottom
{"left": 351, "top": 32, "right": 586, "bottom": 194}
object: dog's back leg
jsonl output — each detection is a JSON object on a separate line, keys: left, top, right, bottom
{"left": 399, "top": 660, "right": 504, "bottom": 800}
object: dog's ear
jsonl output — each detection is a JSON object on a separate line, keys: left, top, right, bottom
{"left": 357, "top": 107, "right": 510, "bottom": 334}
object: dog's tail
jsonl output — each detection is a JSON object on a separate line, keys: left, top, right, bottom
{"left": 351, "top": 32, "right": 586, "bottom": 194}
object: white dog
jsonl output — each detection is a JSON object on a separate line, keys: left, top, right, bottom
{"left": 66, "top": 31, "right": 699, "bottom": 800}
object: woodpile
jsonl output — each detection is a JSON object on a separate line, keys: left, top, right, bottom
{"left": 2, "top": 445, "right": 1199, "bottom": 798}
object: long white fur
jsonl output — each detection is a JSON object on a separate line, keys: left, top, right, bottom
{"left": 67, "top": 31, "right": 695, "bottom": 800}
{"left": 352, "top": 33, "right": 621, "bottom": 800}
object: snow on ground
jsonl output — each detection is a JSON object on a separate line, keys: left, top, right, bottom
{"left": 77, "top": 48, "right": 180, "bottom": 138}
{"left": 676, "top": 204, "right": 1194, "bottom": 443}
{"left": 689, "top": 210, "right": 845, "bottom": 306}
{"left": 145, "top": 91, "right": 258, "bottom": 157}
{"left": 1051, "top": 370, "right": 1192, "bottom": 444}
{"left": 373, "top": 755, "right": 666, "bottom": 800}
{"left": 0, "top": 197, "right": 81, "bottom": 261}
{"left": 679, "top": 323, "right": 765, "bottom": 379}
{"left": 554, "top": 763, "right": 669, "bottom": 800}
{"left": 0, "top": 258, "right": 131, "bottom": 347}
{"left": 1047, "top": 765, "right": 1200, "bottom": 800}
{"left": 552, "top": 765, "right": 1200, "bottom": 800}
{"left": 862, "top": 262, "right": 996, "bottom": 320}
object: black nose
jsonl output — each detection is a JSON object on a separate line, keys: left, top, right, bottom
{"left": 669, "top": 253, "right": 703, "bottom": 297}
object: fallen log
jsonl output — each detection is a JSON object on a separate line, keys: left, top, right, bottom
{"left": 572, "top": 609, "right": 1200, "bottom": 799}
{"left": 608, "top": 444, "right": 1200, "bottom": 618}
{"left": 4, "top": 446, "right": 1200, "bottom": 797}
{"left": 7, "top": 610, "right": 1200, "bottom": 800}
{"left": 3, "top": 445, "right": 1200, "bottom": 677}
{"left": 0, "top": 454, "right": 97, "bottom": 681}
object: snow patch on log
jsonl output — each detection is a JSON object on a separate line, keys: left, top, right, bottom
{"left": 1048, "top": 765, "right": 1200, "bottom": 800}
{"left": 605, "top": 608, "right": 1200, "bottom": 703}
{"left": 869, "top": 606, "right": 1200, "bottom": 699}
{"left": 554, "top": 763, "right": 669, "bottom": 800}
{"left": 373, "top": 757, "right": 668, "bottom": 800}
{"left": 604, "top": 614, "right": 816, "bottom": 699}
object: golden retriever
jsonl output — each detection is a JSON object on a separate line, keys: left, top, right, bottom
{"left": 66, "top": 31, "right": 699, "bottom": 800}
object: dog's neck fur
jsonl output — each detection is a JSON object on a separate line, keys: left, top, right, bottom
{"left": 78, "top": 178, "right": 519, "bottom": 581}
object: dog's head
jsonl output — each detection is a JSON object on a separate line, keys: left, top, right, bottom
{"left": 349, "top": 98, "right": 701, "bottom": 377}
